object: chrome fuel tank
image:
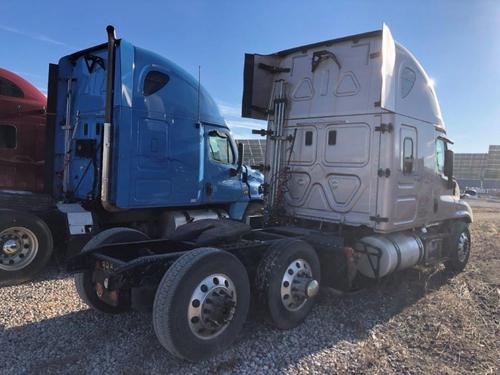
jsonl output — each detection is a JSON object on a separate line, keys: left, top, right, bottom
{"left": 354, "top": 232, "right": 424, "bottom": 278}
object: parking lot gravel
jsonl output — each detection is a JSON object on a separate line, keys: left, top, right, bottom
{"left": 1, "top": 199, "right": 498, "bottom": 374}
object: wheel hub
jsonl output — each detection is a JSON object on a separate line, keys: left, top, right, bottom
{"left": 457, "top": 232, "right": 470, "bottom": 262}
{"left": 0, "top": 227, "right": 39, "bottom": 271}
{"left": 2, "top": 239, "right": 19, "bottom": 255}
{"left": 188, "top": 274, "right": 237, "bottom": 339}
{"left": 201, "top": 288, "right": 235, "bottom": 327}
{"left": 280, "top": 259, "right": 318, "bottom": 311}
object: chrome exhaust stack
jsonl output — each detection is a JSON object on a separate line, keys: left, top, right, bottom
{"left": 101, "top": 25, "right": 120, "bottom": 212}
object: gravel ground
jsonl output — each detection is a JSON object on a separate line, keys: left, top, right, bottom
{"left": 0, "top": 199, "right": 498, "bottom": 374}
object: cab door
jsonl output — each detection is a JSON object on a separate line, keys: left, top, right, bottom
{"left": 393, "top": 124, "right": 419, "bottom": 227}
{"left": 203, "top": 127, "right": 243, "bottom": 203}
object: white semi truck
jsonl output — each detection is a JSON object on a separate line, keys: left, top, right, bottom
{"left": 71, "top": 25, "right": 472, "bottom": 361}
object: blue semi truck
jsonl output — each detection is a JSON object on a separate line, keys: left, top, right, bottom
{"left": 0, "top": 26, "right": 263, "bottom": 283}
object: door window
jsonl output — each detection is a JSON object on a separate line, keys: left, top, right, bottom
{"left": 208, "top": 131, "right": 235, "bottom": 164}
{"left": 402, "top": 137, "right": 414, "bottom": 174}
{"left": 0, "top": 125, "right": 16, "bottom": 149}
{"left": 0, "top": 77, "right": 24, "bottom": 98}
{"left": 436, "top": 139, "right": 446, "bottom": 174}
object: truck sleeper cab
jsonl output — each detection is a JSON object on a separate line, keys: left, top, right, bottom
{"left": 71, "top": 25, "right": 472, "bottom": 361}
{"left": 47, "top": 27, "right": 262, "bottom": 249}
{"left": 0, "top": 69, "right": 56, "bottom": 283}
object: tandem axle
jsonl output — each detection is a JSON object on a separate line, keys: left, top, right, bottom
{"left": 68, "top": 217, "right": 469, "bottom": 361}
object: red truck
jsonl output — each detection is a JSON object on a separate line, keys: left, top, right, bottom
{"left": 0, "top": 68, "right": 55, "bottom": 283}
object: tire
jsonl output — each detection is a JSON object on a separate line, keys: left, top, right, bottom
{"left": 255, "top": 238, "right": 320, "bottom": 330}
{"left": 444, "top": 221, "right": 471, "bottom": 273}
{"left": 74, "top": 227, "right": 149, "bottom": 314}
{"left": 0, "top": 210, "right": 53, "bottom": 283}
{"left": 153, "top": 247, "right": 250, "bottom": 361}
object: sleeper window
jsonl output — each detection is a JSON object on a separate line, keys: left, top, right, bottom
{"left": 143, "top": 71, "right": 169, "bottom": 96}
{"left": 208, "top": 131, "right": 235, "bottom": 164}
{"left": 402, "top": 137, "right": 414, "bottom": 174}
{"left": 0, "top": 125, "right": 16, "bottom": 149}
{"left": 0, "top": 77, "right": 23, "bottom": 98}
{"left": 401, "top": 67, "right": 416, "bottom": 98}
{"left": 328, "top": 130, "right": 337, "bottom": 146}
{"left": 305, "top": 131, "right": 313, "bottom": 146}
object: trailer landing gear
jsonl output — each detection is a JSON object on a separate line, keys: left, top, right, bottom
{"left": 255, "top": 238, "right": 320, "bottom": 330}
{"left": 153, "top": 247, "right": 250, "bottom": 361}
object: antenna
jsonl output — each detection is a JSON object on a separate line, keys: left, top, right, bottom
{"left": 197, "top": 65, "right": 201, "bottom": 124}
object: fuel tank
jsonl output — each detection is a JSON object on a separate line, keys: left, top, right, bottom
{"left": 354, "top": 232, "right": 424, "bottom": 278}
{"left": 161, "top": 209, "right": 229, "bottom": 237}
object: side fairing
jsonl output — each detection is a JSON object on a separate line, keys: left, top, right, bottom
{"left": 114, "top": 46, "right": 213, "bottom": 208}
{"left": 380, "top": 24, "right": 444, "bottom": 128}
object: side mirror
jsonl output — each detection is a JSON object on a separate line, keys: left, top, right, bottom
{"left": 230, "top": 143, "right": 244, "bottom": 177}
{"left": 444, "top": 149, "right": 454, "bottom": 188}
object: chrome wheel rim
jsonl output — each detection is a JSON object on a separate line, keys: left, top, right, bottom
{"left": 0, "top": 227, "right": 39, "bottom": 271}
{"left": 280, "top": 259, "right": 318, "bottom": 311}
{"left": 187, "top": 273, "right": 237, "bottom": 340}
{"left": 457, "top": 232, "right": 470, "bottom": 263}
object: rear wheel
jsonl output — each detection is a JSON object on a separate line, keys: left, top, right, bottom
{"left": 153, "top": 247, "right": 250, "bottom": 361}
{"left": 255, "top": 239, "right": 320, "bottom": 330}
{"left": 444, "top": 221, "right": 471, "bottom": 273}
{"left": 74, "top": 227, "right": 149, "bottom": 314}
{"left": 0, "top": 210, "right": 53, "bottom": 283}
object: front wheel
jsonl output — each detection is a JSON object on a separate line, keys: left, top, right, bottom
{"left": 255, "top": 238, "right": 321, "bottom": 330}
{"left": 444, "top": 221, "right": 471, "bottom": 273}
{"left": 153, "top": 247, "right": 250, "bottom": 361}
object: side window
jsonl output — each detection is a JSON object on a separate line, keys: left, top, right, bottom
{"left": 305, "top": 131, "right": 313, "bottom": 146}
{"left": 0, "top": 125, "right": 17, "bottom": 149}
{"left": 0, "top": 77, "right": 24, "bottom": 98}
{"left": 328, "top": 130, "right": 337, "bottom": 146}
{"left": 143, "top": 71, "right": 169, "bottom": 97}
{"left": 402, "top": 137, "right": 414, "bottom": 174}
{"left": 208, "top": 131, "right": 235, "bottom": 164}
{"left": 436, "top": 139, "right": 446, "bottom": 174}
{"left": 400, "top": 67, "right": 416, "bottom": 98}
